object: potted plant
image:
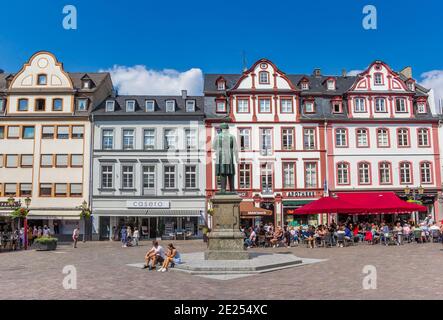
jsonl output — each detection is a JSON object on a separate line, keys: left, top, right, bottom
{"left": 34, "top": 237, "right": 58, "bottom": 251}
{"left": 78, "top": 201, "right": 91, "bottom": 242}
{"left": 11, "top": 207, "right": 29, "bottom": 219}
{"left": 207, "top": 208, "right": 214, "bottom": 216}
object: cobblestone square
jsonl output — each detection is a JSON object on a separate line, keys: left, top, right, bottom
{"left": 1, "top": 240, "right": 442, "bottom": 300}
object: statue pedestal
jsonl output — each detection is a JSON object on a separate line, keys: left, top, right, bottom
{"left": 205, "top": 193, "right": 250, "bottom": 260}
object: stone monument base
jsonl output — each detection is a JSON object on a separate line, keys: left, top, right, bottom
{"left": 205, "top": 193, "right": 249, "bottom": 260}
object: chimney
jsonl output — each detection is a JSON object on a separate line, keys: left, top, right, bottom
{"left": 400, "top": 66, "right": 413, "bottom": 79}
{"left": 313, "top": 68, "right": 321, "bottom": 77}
{"left": 342, "top": 69, "right": 347, "bottom": 77}
{"left": 181, "top": 89, "right": 188, "bottom": 99}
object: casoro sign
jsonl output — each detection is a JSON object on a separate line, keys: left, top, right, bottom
{"left": 126, "top": 200, "right": 170, "bottom": 209}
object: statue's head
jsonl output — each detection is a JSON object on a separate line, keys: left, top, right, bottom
{"left": 220, "top": 123, "right": 229, "bottom": 130}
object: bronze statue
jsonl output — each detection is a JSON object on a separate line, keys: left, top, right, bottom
{"left": 213, "top": 123, "right": 238, "bottom": 194}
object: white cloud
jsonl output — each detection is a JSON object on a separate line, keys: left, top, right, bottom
{"left": 347, "top": 70, "right": 363, "bottom": 76}
{"left": 419, "top": 70, "right": 443, "bottom": 108}
{"left": 103, "top": 65, "right": 203, "bottom": 96}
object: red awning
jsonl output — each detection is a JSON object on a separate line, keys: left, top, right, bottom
{"left": 336, "top": 192, "right": 427, "bottom": 214}
{"left": 292, "top": 196, "right": 361, "bottom": 215}
{"left": 291, "top": 192, "right": 427, "bottom": 215}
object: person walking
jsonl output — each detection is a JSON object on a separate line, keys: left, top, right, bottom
{"left": 121, "top": 226, "right": 127, "bottom": 247}
{"left": 132, "top": 227, "right": 140, "bottom": 246}
{"left": 72, "top": 226, "right": 80, "bottom": 248}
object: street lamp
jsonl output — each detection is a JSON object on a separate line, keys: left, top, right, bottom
{"left": 404, "top": 186, "right": 411, "bottom": 195}
{"left": 7, "top": 196, "right": 15, "bottom": 207}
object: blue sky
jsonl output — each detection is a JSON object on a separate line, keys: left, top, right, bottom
{"left": 1, "top": 0, "right": 443, "bottom": 96}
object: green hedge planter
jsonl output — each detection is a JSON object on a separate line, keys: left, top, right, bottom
{"left": 34, "top": 237, "right": 58, "bottom": 251}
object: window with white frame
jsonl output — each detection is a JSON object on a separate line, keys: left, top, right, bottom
{"left": 356, "top": 129, "right": 369, "bottom": 147}
{"left": 335, "top": 128, "right": 347, "bottom": 147}
{"left": 377, "top": 128, "right": 389, "bottom": 147}
{"left": 260, "top": 163, "right": 273, "bottom": 193}
{"left": 399, "top": 162, "right": 412, "bottom": 184}
{"left": 237, "top": 99, "right": 249, "bottom": 113}
{"left": 417, "top": 102, "right": 426, "bottom": 114}
{"left": 239, "top": 128, "right": 251, "bottom": 150}
{"left": 166, "top": 100, "right": 175, "bottom": 112}
{"left": 282, "top": 128, "right": 294, "bottom": 150}
{"left": 305, "top": 163, "right": 317, "bottom": 188}
{"left": 418, "top": 128, "right": 430, "bottom": 147}
{"left": 102, "top": 129, "right": 114, "bottom": 150}
{"left": 216, "top": 100, "right": 226, "bottom": 113}
{"left": 105, "top": 100, "right": 115, "bottom": 112}
{"left": 164, "top": 165, "right": 176, "bottom": 189}
{"left": 145, "top": 100, "right": 155, "bottom": 112}
{"left": 186, "top": 100, "right": 196, "bottom": 112}
{"left": 397, "top": 128, "right": 409, "bottom": 147}
{"left": 283, "top": 163, "right": 295, "bottom": 189}
{"left": 337, "top": 162, "right": 349, "bottom": 184}
{"left": 260, "top": 128, "right": 272, "bottom": 156}
{"left": 259, "top": 71, "right": 269, "bottom": 84}
{"left": 379, "top": 162, "right": 391, "bottom": 184}
{"left": 395, "top": 98, "right": 407, "bottom": 112}
{"left": 327, "top": 79, "right": 335, "bottom": 90}
{"left": 375, "top": 98, "right": 387, "bottom": 112}
{"left": 374, "top": 73, "right": 383, "bottom": 85}
{"left": 77, "top": 99, "right": 88, "bottom": 111}
{"left": 358, "top": 162, "right": 370, "bottom": 184}
{"left": 142, "top": 166, "right": 155, "bottom": 192}
{"left": 122, "top": 129, "right": 135, "bottom": 150}
{"left": 354, "top": 98, "right": 366, "bottom": 112}
{"left": 303, "top": 128, "right": 316, "bottom": 150}
{"left": 281, "top": 99, "right": 293, "bottom": 113}
{"left": 259, "top": 98, "right": 271, "bottom": 113}
{"left": 185, "top": 165, "right": 197, "bottom": 188}
{"left": 185, "top": 129, "right": 197, "bottom": 150}
{"left": 301, "top": 82, "right": 309, "bottom": 90}
{"left": 239, "top": 163, "right": 251, "bottom": 189}
{"left": 126, "top": 100, "right": 136, "bottom": 112}
{"left": 420, "top": 162, "right": 432, "bottom": 183}
{"left": 143, "top": 129, "right": 155, "bottom": 150}
{"left": 122, "top": 165, "right": 134, "bottom": 189}
{"left": 304, "top": 101, "right": 314, "bottom": 113}
{"left": 217, "top": 80, "right": 225, "bottom": 90}
{"left": 164, "top": 129, "right": 177, "bottom": 149}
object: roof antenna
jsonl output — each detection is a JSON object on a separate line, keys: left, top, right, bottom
{"left": 242, "top": 51, "right": 247, "bottom": 72}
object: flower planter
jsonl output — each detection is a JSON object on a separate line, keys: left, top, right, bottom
{"left": 34, "top": 238, "right": 58, "bottom": 251}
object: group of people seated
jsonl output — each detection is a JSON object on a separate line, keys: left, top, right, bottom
{"left": 142, "top": 241, "right": 181, "bottom": 272}
{"left": 241, "top": 216, "right": 443, "bottom": 249}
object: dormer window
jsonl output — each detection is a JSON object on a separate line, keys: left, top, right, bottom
{"left": 166, "top": 100, "right": 175, "bottom": 112}
{"left": 216, "top": 100, "right": 226, "bottom": 113}
{"left": 258, "top": 71, "right": 270, "bottom": 84}
{"left": 186, "top": 100, "right": 196, "bottom": 112}
{"left": 105, "top": 100, "right": 115, "bottom": 112}
{"left": 37, "top": 74, "right": 47, "bottom": 85}
{"left": 82, "top": 80, "right": 91, "bottom": 89}
{"left": 417, "top": 102, "right": 426, "bottom": 114}
{"left": 126, "top": 100, "right": 136, "bottom": 112}
{"left": 407, "top": 81, "right": 415, "bottom": 91}
{"left": 145, "top": 100, "right": 155, "bottom": 112}
{"left": 374, "top": 73, "right": 383, "bottom": 85}
{"left": 327, "top": 79, "right": 335, "bottom": 90}
{"left": 217, "top": 80, "right": 226, "bottom": 90}
{"left": 77, "top": 99, "right": 88, "bottom": 111}
{"left": 304, "top": 101, "right": 315, "bottom": 113}
{"left": 332, "top": 102, "right": 342, "bottom": 113}
{"left": 301, "top": 81, "right": 309, "bottom": 90}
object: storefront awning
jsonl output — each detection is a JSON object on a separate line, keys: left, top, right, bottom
{"left": 240, "top": 202, "right": 272, "bottom": 217}
{"left": 283, "top": 200, "right": 313, "bottom": 207}
{"left": 93, "top": 209, "right": 202, "bottom": 217}
{"left": 27, "top": 210, "right": 81, "bottom": 220}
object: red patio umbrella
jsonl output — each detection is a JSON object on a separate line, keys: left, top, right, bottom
{"left": 291, "top": 196, "right": 362, "bottom": 215}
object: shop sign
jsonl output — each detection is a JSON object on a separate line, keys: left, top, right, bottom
{"left": 286, "top": 191, "right": 318, "bottom": 198}
{"left": 126, "top": 200, "right": 170, "bottom": 209}
{"left": 0, "top": 201, "right": 20, "bottom": 208}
